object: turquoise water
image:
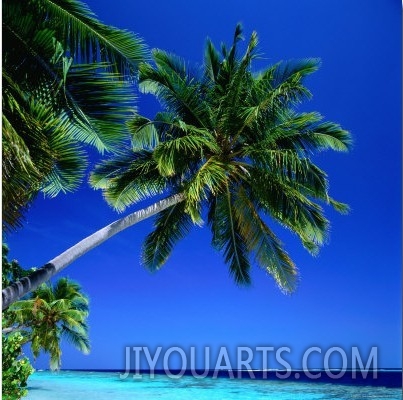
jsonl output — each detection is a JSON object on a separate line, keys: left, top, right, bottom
{"left": 26, "top": 371, "right": 402, "bottom": 400}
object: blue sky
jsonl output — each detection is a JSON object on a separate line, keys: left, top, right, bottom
{"left": 6, "top": 0, "right": 401, "bottom": 370}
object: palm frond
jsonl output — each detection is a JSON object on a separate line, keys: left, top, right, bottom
{"left": 244, "top": 148, "right": 329, "bottom": 199}
{"left": 216, "top": 29, "right": 258, "bottom": 138}
{"left": 208, "top": 187, "right": 251, "bottom": 285}
{"left": 48, "top": 341, "right": 62, "bottom": 370}
{"left": 153, "top": 130, "right": 219, "bottom": 177}
{"left": 268, "top": 111, "right": 352, "bottom": 153}
{"left": 53, "top": 278, "right": 89, "bottom": 307}
{"left": 233, "top": 187, "right": 298, "bottom": 292}
{"left": 2, "top": 112, "right": 42, "bottom": 231}
{"left": 61, "top": 324, "right": 90, "bottom": 354}
{"left": 2, "top": 0, "right": 147, "bottom": 231}
{"left": 90, "top": 150, "right": 169, "bottom": 212}
{"left": 142, "top": 202, "right": 193, "bottom": 271}
{"left": 271, "top": 58, "right": 321, "bottom": 87}
{"left": 63, "top": 63, "right": 136, "bottom": 151}
{"left": 139, "top": 50, "right": 212, "bottom": 128}
{"left": 243, "top": 59, "right": 320, "bottom": 123}
{"left": 36, "top": 0, "right": 147, "bottom": 76}
{"left": 127, "top": 116, "right": 159, "bottom": 150}
{"left": 3, "top": 4, "right": 60, "bottom": 88}
{"left": 40, "top": 126, "right": 87, "bottom": 197}
{"left": 183, "top": 157, "right": 235, "bottom": 219}
{"left": 32, "top": 283, "right": 55, "bottom": 302}
{"left": 204, "top": 39, "right": 221, "bottom": 82}
{"left": 249, "top": 168, "right": 329, "bottom": 253}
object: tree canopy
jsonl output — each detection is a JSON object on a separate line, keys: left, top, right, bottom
{"left": 91, "top": 24, "right": 352, "bottom": 293}
{"left": 7, "top": 277, "right": 90, "bottom": 370}
{"left": 2, "top": 0, "right": 147, "bottom": 231}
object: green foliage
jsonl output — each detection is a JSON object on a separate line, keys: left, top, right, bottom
{"left": 91, "top": 24, "right": 352, "bottom": 293}
{"left": 8, "top": 278, "right": 90, "bottom": 370}
{"left": 142, "top": 202, "right": 193, "bottom": 269}
{"left": 2, "top": 244, "right": 33, "bottom": 288}
{"left": 3, "top": 246, "right": 90, "bottom": 372}
{"left": 2, "top": 0, "right": 147, "bottom": 232}
{"left": 2, "top": 332, "right": 34, "bottom": 400}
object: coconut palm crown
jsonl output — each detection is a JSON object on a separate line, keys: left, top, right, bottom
{"left": 91, "top": 24, "right": 352, "bottom": 293}
{"left": 7, "top": 278, "right": 90, "bottom": 370}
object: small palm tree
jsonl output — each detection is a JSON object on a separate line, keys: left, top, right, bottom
{"left": 2, "top": 0, "right": 147, "bottom": 231}
{"left": 2, "top": 25, "right": 351, "bottom": 308}
{"left": 8, "top": 278, "right": 90, "bottom": 370}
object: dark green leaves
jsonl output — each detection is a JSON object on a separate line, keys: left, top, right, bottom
{"left": 208, "top": 188, "right": 251, "bottom": 285}
{"left": 90, "top": 150, "right": 168, "bottom": 212}
{"left": 153, "top": 130, "right": 219, "bottom": 177}
{"left": 7, "top": 277, "right": 90, "bottom": 370}
{"left": 2, "top": 0, "right": 147, "bottom": 231}
{"left": 233, "top": 187, "right": 298, "bottom": 292}
{"left": 142, "top": 202, "right": 193, "bottom": 271}
{"left": 35, "top": 0, "right": 148, "bottom": 76}
{"left": 93, "top": 24, "right": 351, "bottom": 292}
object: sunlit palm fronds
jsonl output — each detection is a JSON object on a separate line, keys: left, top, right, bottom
{"left": 2, "top": 0, "right": 147, "bottom": 232}
{"left": 8, "top": 278, "right": 90, "bottom": 370}
{"left": 92, "top": 24, "right": 352, "bottom": 292}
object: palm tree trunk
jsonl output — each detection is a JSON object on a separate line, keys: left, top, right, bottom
{"left": 2, "top": 194, "right": 184, "bottom": 310}
{"left": 2, "top": 326, "right": 29, "bottom": 335}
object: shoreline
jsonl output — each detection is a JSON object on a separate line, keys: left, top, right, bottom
{"left": 30, "top": 368, "right": 402, "bottom": 388}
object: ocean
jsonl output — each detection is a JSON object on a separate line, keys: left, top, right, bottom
{"left": 25, "top": 370, "right": 402, "bottom": 399}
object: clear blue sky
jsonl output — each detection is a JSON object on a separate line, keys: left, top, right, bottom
{"left": 6, "top": 0, "right": 401, "bottom": 370}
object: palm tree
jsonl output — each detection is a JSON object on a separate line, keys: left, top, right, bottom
{"left": 6, "top": 278, "right": 90, "bottom": 370}
{"left": 2, "top": 24, "right": 352, "bottom": 309}
{"left": 2, "top": 0, "right": 147, "bottom": 231}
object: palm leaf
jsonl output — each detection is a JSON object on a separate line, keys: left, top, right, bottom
{"left": 139, "top": 50, "right": 212, "bottom": 128}
{"left": 183, "top": 157, "right": 238, "bottom": 221}
{"left": 208, "top": 186, "right": 251, "bottom": 285}
{"left": 35, "top": 0, "right": 147, "bottom": 76}
{"left": 61, "top": 324, "right": 90, "bottom": 354}
{"left": 127, "top": 116, "right": 159, "bottom": 150}
{"left": 90, "top": 150, "right": 170, "bottom": 212}
{"left": 233, "top": 187, "right": 298, "bottom": 292}
{"left": 204, "top": 39, "right": 221, "bottom": 82}
{"left": 271, "top": 58, "right": 321, "bottom": 87}
{"left": 244, "top": 148, "right": 329, "bottom": 198}
{"left": 249, "top": 167, "right": 329, "bottom": 253}
{"left": 268, "top": 110, "right": 352, "bottom": 153}
{"left": 63, "top": 63, "right": 136, "bottom": 152}
{"left": 153, "top": 130, "right": 219, "bottom": 177}
{"left": 142, "top": 202, "right": 193, "bottom": 271}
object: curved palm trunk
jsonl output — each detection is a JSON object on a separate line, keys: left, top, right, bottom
{"left": 2, "top": 326, "right": 29, "bottom": 335}
{"left": 2, "top": 194, "right": 184, "bottom": 310}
